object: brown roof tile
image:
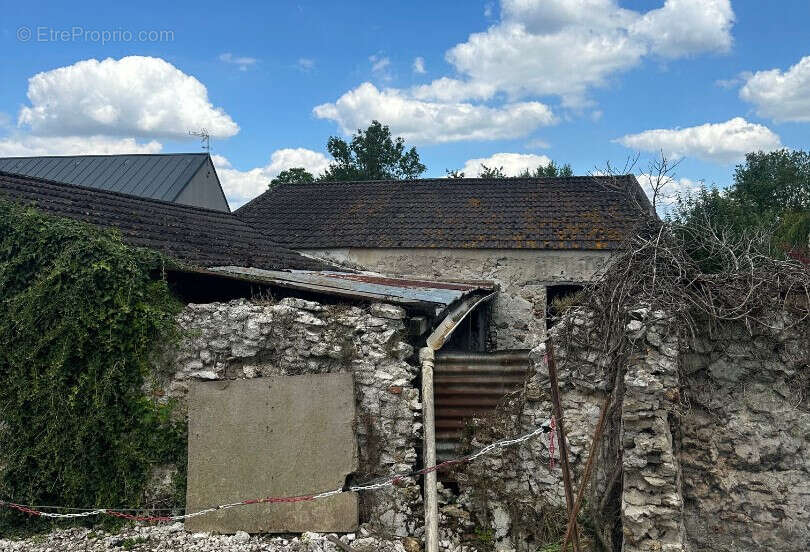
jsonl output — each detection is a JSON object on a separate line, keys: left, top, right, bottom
{"left": 235, "top": 175, "right": 649, "bottom": 250}
{"left": 0, "top": 171, "right": 331, "bottom": 271}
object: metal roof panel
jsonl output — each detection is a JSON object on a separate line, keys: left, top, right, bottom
{"left": 0, "top": 153, "right": 210, "bottom": 202}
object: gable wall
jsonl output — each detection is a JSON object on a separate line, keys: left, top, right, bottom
{"left": 174, "top": 158, "right": 230, "bottom": 211}
{"left": 301, "top": 247, "right": 613, "bottom": 350}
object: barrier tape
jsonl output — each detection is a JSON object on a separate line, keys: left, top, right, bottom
{"left": 1, "top": 421, "right": 552, "bottom": 523}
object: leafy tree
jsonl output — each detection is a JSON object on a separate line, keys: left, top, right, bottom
{"left": 320, "top": 120, "right": 426, "bottom": 181}
{"left": 517, "top": 161, "right": 573, "bottom": 178}
{"left": 269, "top": 167, "right": 315, "bottom": 190}
{"left": 478, "top": 164, "right": 508, "bottom": 178}
{"left": 445, "top": 160, "right": 573, "bottom": 179}
{"left": 673, "top": 149, "right": 810, "bottom": 251}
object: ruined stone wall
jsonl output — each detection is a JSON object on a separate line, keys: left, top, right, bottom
{"left": 679, "top": 315, "right": 810, "bottom": 552}
{"left": 465, "top": 308, "right": 809, "bottom": 552}
{"left": 300, "top": 247, "right": 611, "bottom": 350}
{"left": 154, "top": 298, "right": 422, "bottom": 537}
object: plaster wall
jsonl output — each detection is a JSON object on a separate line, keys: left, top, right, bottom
{"left": 301, "top": 247, "right": 612, "bottom": 350}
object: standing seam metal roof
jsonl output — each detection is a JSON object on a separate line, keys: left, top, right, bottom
{"left": 0, "top": 153, "right": 210, "bottom": 203}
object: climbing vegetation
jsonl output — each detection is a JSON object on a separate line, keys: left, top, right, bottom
{"left": 0, "top": 200, "right": 186, "bottom": 535}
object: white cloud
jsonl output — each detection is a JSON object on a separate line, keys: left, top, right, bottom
{"left": 615, "top": 117, "right": 781, "bottom": 164}
{"left": 412, "top": 57, "right": 426, "bottom": 74}
{"left": 739, "top": 56, "right": 810, "bottom": 123}
{"left": 219, "top": 53, "right": 258, "bottom": 71}
{"left": 317, "top": 0, "right": 734, "bottom": 139}
{"left": 0, "top": 135, "right": 162, "bottom": 157}
{"left": 18, "top": 56, "right": 239, "bottom": 139}
{"left": 636, "top": 173, "right": 704, "bottom": 212}
{"left": 441, "top": 0, "right": 734, "bottom": 106}
{"left": 459, "top": 152, "right": 553, "bottom": 176}
{"left": 628, "top": 0, "right": 734, "bottom": 58}
{"left": 369, "top": 55, "right": 390, "bottom": 73}
{"left": 213, "top": 148, "right": 331, "bottom": 208}
{"left": 313, "top": 82, "right": 555, "bottom": 145}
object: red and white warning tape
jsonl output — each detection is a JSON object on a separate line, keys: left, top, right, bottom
{"left": 1, "top": 421, "right": 552, "bottom": 523}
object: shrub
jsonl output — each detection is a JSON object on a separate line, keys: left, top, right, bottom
{"left": 0, "top": 200, "right": 185, "bottom": 534}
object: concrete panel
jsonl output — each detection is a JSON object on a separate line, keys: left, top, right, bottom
{"left": 185, "top": 374, "right": 359, "bottom": 533}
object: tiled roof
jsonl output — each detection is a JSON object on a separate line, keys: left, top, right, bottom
{"left": 0, "top": 171, "right": 330, "bottom": 271}
{"left": 236, "top": 175, "right": 650, "bottom": 250}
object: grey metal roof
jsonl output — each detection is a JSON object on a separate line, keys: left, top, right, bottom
{"left": 206, "top": 266, "right": 495, "bottom": 315}
{"left": 0, "top": 153, "right": 209, "bottom": 202}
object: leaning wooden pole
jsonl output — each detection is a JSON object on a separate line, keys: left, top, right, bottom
{"left": 546, "top": 339, "right": 582, "bottom": 552}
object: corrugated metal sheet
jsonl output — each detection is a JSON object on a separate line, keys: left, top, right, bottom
{"left": 207, "top": 266, "right": 495, "bottom": 314}
{"left": 434, "top": 351, "right": 530, "bottom": 461}
{"left": 0, "top": 153, "right": 208, "bottom": 202}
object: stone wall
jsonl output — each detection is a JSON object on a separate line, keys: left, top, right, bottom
{"left": 679, "top": 315, "right": 810, "bottom": 551}
{"left": 155, "top": 298, "right": 422, "bottom": 537}
{"left": 459, "top": 308, "right": 809, "bottom": 551}
{"left": 150, "top": 296, "right": 808, "bottom": 551}
{"left": 301, "top": 247, "right": 611, "bottom": 350}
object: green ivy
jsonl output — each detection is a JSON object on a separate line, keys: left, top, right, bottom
{"left": 0, "top": 200, "right": 186, "bottom": 535}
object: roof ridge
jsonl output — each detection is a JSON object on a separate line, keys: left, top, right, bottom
{"left": 0, "top": 169, "right": 234, "bottom": 218}
{"left": 0, "top": 152, "right": 208, "bottom": 160}
{"left": 271, "top": 174, "right": 633, "bottom": 187}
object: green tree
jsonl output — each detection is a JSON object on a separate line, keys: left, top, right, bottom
{"left": 269, "top": 167, "right": 316, "bottom": 190}
{"left": 517, "top": 161, "right": 574, "bottom": 178}
{"left": 478, "top": 164, "right": 508, "bottom": 178}
{"left": 674, "top": 149, "right": 810, "bottom": 251}
{"left": 445, "top": 160, "right": 573, "bottom": 179}
{"left": 320, "top": 120, "right": 426, "bottom": 181}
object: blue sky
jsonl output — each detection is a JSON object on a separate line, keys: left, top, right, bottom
{"left": 2, "top": 0, "right": 810, "bottom": 208}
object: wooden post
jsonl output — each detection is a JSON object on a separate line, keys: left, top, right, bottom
{"left": 420, "top": 347, "right": 439, "bottom": 552}
{"left": 546, "top": 339, "right": 582, "bottom": 552}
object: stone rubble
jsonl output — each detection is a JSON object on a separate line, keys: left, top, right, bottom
{"left": 0, "top": 524, "right": 462, "bottom": 552}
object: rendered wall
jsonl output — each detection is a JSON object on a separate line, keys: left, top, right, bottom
{"left": 301, "top": 247, "right": 612, "bottom": 350}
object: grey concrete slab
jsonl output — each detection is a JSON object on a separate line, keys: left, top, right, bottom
{"left": 185, "top": 374, "right": 359, "bottom": 533}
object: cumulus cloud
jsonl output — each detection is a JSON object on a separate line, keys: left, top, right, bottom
{"left": 636, "top": 173, "right": 704, "bottom": 212}
{"left": 0, "top": 135, "right": 162, "bottom": 157}
{"left": 459, "top": 152, "right": 554, "bottom": 176}
{"left": 628, "top": 0, "right": 734, "bottom": 58}
{"left": 440, "top": 0, "right": 734, "bottom": 106}
{"left": 739, "top": 56, "right": 810, "bottom": 123}
{"left": 615, "top": 117, "right": 781, "bottom": 164}
{"left": 313, "top": 83, "right": 555, "bottom": 144}
{"left": 317, "top": 1, "right": 733, "bottom": 140}
{"left": 213, "top": 148, "right": 331, "bottom": 208}
{"left": 18, "top": 56, "right": 239, "bottom": 139}
{"left": 412, "top": 57, "right": 426, "bottom": 74}
{"left": 219, "top": 53, "right": 258, "bottom": 71}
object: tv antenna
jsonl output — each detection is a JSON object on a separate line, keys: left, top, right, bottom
{"left": 189, "top": 128, "right": 211, "bottom": 153}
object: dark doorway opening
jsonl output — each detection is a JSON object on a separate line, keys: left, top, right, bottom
{"left": 546, "top": 284, "right": 584, "bottom": 329}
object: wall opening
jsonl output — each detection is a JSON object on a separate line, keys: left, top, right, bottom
{"left": 546, "top": 284, "right": 584, "bottom": 329}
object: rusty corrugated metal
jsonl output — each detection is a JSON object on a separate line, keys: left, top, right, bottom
{"left": 433, "top": 351, "right": 530, "bottom": 461}
{"left": 207, "top": 266, "right": 495, "bottom": 315}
